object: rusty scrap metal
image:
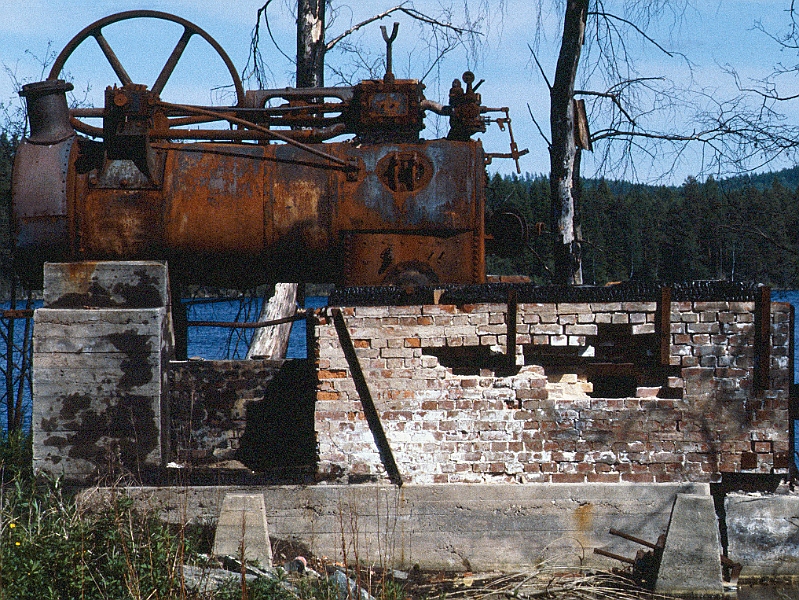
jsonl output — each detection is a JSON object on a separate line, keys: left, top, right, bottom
{"left": 1, "top": 310, "right": 34, "bottom": 320}
{"left": 484, "top": 108, "right": 530, "bottom": 174}
{"left": 13, "top": 10, "right": 528, "bottom": 289}
{"left": 187, "top": 311, "right": 307, "bottom": 329}
{"left": 593, "top": 528, "right": 666, "bottom": 590}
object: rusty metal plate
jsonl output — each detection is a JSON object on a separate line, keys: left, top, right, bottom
{"left": 343, "top": 231, "right": 483, "bottom": 286}
{"left": 80, "top": 188, "right": 164, "bottom": 256}
{"left": 336, "top": 139, "right": 483, "bottom": 232}
{"left": 12, "top": 137, "right": 74, "bottom": 218}
{"left": 164, "top": 144, "right": 265, "bottom": 252}
{"left": 266, "top": 143, "right": 334, "bottom": 253}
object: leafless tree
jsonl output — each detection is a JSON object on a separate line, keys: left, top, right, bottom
{"left": 698, "top": 1, "right": 799, "bottom": 174}
{"left": 528, "top": 1, "right": 737, "bottom": 284}
{"left": 245, "top": 1, "right": 491, "bottom": 90}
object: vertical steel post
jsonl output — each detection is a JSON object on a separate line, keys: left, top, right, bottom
{"left": 331, "top": 308, "right": 403, "bottom": 486}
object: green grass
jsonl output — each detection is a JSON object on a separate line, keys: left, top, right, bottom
{"left": 0, "top": 434, "right": 413, "bottom": 600}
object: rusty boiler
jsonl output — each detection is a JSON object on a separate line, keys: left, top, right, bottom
{"left": 13, "top": 11, "right": 527, "bottom": 288}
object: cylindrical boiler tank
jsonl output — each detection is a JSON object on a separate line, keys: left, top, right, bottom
{"left": 14, "top": 133, "right": 486, "bottom": 288}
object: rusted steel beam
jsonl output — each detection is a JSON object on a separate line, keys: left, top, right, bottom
{"left": 158, "top": 101, "right": 356, "bottom": 172}
{"left": 188, "top": 311, "right": 306, "bottom": 329}
{"left": 754, "top": 285, "right": 771, "bottom": 392}
{"left": 609, "top": 528, "right": 663, "bottom": 550}
{"left": 506, "top": 288, "right": 517, "bottom": 370}
{"left": 657, "top": 285, "right": 672, "bottom": 366}
{"left": 331, "top": 308, "right": 403, "bottom": 486}
{"left": 1, "top": 309, "right": 34, "bottom": 319}
{"left": 593, "top": 548, "right": 636, "bottom": 565}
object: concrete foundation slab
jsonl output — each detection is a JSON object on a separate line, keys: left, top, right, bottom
{"left": 656, "top": 493, "right": 723, "bottom": 597}
{"left": 117, "top": 483, "right": 707, "bottom": 572}
{"left": 726, "top": 493, "right": 799, "bottom": 579}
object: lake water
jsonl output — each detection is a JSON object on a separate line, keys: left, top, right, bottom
{"left": 185, "top": 295, "right": 327, "bottom": 359}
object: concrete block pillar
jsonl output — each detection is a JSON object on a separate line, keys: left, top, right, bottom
{"left": 32, "top": 261, "right": 174, "bottom": 481}
{"left": 655, "top": 493, "right": 724, "bottom": 596}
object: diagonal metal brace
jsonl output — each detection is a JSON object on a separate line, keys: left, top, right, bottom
{"left": 331, "top": 308, "right": 403, "bottom": 486}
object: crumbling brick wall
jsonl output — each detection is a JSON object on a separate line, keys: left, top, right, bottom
{"left": 169, "top": 360, "right": 282, "bottom": 465}
{"left": 315, "top": 298, "right": 791, "bottom": 484}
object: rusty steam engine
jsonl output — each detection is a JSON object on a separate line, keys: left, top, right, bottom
{"left": 12, "top": 10, "right": 526, "bottom": 289}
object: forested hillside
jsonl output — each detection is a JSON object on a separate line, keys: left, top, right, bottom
{"left": 1, "top": 130, "right": 798, "bottom": 290}
{"left": 486, "top": 172, "right": 799, "bottom": 289}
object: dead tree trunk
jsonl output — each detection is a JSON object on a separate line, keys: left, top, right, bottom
{"left": 550, "top": 0, "right": 588, "bottom": 285}
{"left": 297, "top": 0, "right": 326, "bottom": 88}
{"left": 246, "top": 283, "right": 298, "bottom": 360}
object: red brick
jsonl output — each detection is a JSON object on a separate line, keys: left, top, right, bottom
{"left": 621, "top": 472, "right": 655, "bottom": 483}
{"left": 754, "top": 441, "right": 773, "bottom": 453}
{"left": 552, "top": 473, "right": 585, "bottom": 483}
{"left": 318, "top": 369, "right": 348, "bottom": 379}
{"left": 588, "top": 472, "right": 621, "bottom": 483}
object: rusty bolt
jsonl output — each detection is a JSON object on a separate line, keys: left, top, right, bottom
{"left": 114, "top": 92, "right": 128, "bottom": 107}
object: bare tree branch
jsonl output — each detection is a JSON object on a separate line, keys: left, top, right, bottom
{"left": 527, "top": 102, "right": 551, "bottom": 146}
{"left": 588, "top": 10, "right": 675, "bottom": 57}
{"left": 528, "top": 44, "right": 552, "bottom": 91}
{"left": 326, "top": 4, "right": 481, "bottom": 52}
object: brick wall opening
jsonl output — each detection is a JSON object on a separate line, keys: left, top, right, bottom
{"left": 422, "top": 345, "right": 513, "bottom": 375}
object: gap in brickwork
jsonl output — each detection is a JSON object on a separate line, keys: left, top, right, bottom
{"left": 590, "top": 374, "right": 638, "bottom": 398}
{"left": 520, "top": 323, "right": 684, "bottom": 399}
{"left": 422, "top": 345, "right": 518, "bottom": 375}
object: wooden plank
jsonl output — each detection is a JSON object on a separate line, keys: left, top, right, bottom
{"left": 246, "top": 283, "right": 298, "bottom": 360}
{"left": 506, "top": 288, "right": 517, "bottom": 370}
{"left": 657, "top": 286, "right": 672, "bottom": 365}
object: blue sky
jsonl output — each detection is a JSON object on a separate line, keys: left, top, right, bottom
{"left": 0, "top": 1, "right": 794, "bottom": 183}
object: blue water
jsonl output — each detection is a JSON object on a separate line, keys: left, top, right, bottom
{"left": 185, "top": 295, "right": 327, "bottom": 359}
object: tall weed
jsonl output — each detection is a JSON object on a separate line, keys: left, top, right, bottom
{"left": 0, "top": 476, "right": 196, "bottom": 599}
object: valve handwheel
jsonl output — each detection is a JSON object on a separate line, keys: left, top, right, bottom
{"left": 46, "top": 10, "right": 245, "bottom": 137}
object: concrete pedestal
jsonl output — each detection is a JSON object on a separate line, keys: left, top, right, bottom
{"left": 656, "top": 493, "right": 724, "bottom": 596}
{"left": 213, "top": 493, "right": 273, "bottom": 568}
{"left": 32, "top": 261, "right": 173, "bottom": 481}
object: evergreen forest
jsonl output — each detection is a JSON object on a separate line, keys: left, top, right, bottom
{"left": 3, "top": 130, "right": 799, "bottom": 289}
{"left": 486, "top": 170, "right": 799, "bottom": 289}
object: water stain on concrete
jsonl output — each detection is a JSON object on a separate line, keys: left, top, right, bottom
{"left": 106, "top": 331, "right": 153, "bottom": 389}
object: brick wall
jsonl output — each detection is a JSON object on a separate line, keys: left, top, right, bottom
{"left": 169, "top": 359, "right": 283, "bottom": 465}
{"left": 315, "top": 300, "right": 792, "bottom": 484}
